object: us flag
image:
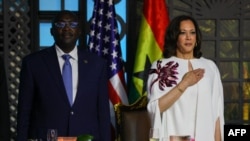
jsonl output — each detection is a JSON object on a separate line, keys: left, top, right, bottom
{"left": 88, "top": 0, "right": 129, "bottom": 139}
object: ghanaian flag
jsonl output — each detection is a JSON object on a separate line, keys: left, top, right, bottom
{"left": 129, "top": 0, "right": 170, "bottom": 104}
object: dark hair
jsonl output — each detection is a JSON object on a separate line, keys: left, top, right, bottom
{"left": 163, "top": 15, "right": 202, "bottom": 58}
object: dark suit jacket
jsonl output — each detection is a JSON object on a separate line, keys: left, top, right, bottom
{"left": 0, "top": 56, "right": 10, "bottom": 141}
{"left": 16, "top": 46, "right": 111, "bottom": 141}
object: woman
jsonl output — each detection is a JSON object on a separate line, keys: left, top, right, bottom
{"left": 147, "top": 15, "right": 224, "bottom": 141}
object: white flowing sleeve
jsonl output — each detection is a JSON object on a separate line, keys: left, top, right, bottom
{"left": 147, "top": 61, "right": 163, "bottom": 131}
{"left": 146, "top": 60, "right": 178, "bottom": 138}
{"left": 211, "top": 62, "right": 225, "bottom": 141}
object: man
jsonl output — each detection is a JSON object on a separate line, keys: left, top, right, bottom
{"left": 16, "top": 10, "right": 111, "bottom": 141}
{"left": 0, "top": 55, "right": 10, "bottom": 141}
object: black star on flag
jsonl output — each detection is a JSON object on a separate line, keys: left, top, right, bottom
{"left": 128, "top": 0, "right": 169, "bottom": 104}
{"left": 132, "top": 55, "right": 152, "bottom": 96}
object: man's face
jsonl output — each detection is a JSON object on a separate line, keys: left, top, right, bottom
{"left": 51, "top": 13, "right": 81, "bottom": 48}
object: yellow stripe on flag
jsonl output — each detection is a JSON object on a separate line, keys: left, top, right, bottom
{"left": 129, "top": 0, "right": 169, "bottom": 104}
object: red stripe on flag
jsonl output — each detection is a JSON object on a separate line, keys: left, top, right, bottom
{"left": 143, "top": 0, "right": 170, "bottom": 51}
{"left": 108, "top": 81, "right": 122, "bottom": 105}
{"left": 128, "top": 0, "right": 170, "bottom": 103}
{"left": 108, "top": 71, "right": 128, "bottom": 105}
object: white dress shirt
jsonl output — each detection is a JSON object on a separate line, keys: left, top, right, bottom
{"left": 55, "top": 45, "right": 78, "bottom": 104}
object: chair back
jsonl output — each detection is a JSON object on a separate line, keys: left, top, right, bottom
{"left": 114, "top": 95, "right": 151, "bottom": 141}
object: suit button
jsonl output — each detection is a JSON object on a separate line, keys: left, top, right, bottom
{"left": 71, "top": 111, "right": 74, "bottom": 115}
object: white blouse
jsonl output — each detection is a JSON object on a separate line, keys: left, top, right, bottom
{"left": 147, "top": 56, "right": 224, "bottom": 141}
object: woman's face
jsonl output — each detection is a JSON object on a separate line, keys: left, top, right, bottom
{"left": 176, "top": 20, "right": 197, "bottom": 56}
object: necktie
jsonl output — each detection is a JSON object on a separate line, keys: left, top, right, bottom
{"left": 62, "top": 54, "right": 73, "bottom": 106}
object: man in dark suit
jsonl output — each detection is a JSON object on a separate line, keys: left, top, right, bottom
{"left": 0, "top": 55, "right": 10, "bottom": 141}
{"left": 16, "top": 10, "right": 111, "bottom": 141}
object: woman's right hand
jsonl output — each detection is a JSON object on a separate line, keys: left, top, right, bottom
{"left": 180, "top": 68, "right": 205, "bottom": 88}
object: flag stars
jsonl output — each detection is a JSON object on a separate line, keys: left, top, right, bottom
{"left": 102, "top": 47, "right": 109, "bottom": 55}
{"left": 88, "top": 1, "right": 128, "bottom": 126}
{"left": 98, "top": 21, "right": 102, "bottom": 27}
{"left": 90, "top": 30, "right": 95, "bottom": 37}
{"left": 96, "top": 33, "right": 101, "bottom": 39}
{"left": 89, "top": 42, "right": 94, "bottom": 50}
{"left": 103, "top": 36, "right": 110, "bottom": 43}
{"left": 91, "top": 18, "right": 96, "bottom": 24}
{"left": 112, "top": 39, "right": 119, "bottom": 47}
{"left": 104, "top": 24, "right": 111, "bottom": 31}
{"left": 107, "top": 0, "right": 113, "bottom": 6}
{"left": 111, "top": 50, "right": 118, "bottom": 59}
{"left": 95, "top": 45, "right": 100, "bottom": 52}
{"left": 106, "top": 11, "right": 112, "bottom": 19}
{"left": 110, "top": 62, "right": 117, "bottom": 71}
{"left": 88, "top": 0, "right": 125, "bottom": 78}
{"left": 113, "top": 28, "right": 118, "bottom": 34}
{"left": 98, "top": 9, "right": 103, "bottom": 15}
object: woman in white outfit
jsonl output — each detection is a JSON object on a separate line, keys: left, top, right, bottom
{"left": 147, "top": 15, "right": 224, "bottom": 141}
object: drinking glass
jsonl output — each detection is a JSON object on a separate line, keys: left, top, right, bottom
{"left": 149, "top": 128, "right": 160, "bottom": 141}
{"left": 47, "top": 129, "right": 58, "bottom": 141}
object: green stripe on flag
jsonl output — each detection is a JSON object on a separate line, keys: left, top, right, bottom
{"left": 129, "top": 16, "right": 162, "bottom": 104}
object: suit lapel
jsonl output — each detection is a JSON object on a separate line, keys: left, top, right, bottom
{"left": 74, "top": 49, "right": 90, "bottom": 105}
{"left": 42, "top": 46, "right": 70, "bottom": 105}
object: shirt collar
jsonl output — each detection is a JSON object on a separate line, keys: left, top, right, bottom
{"left": 55, "top": 44, "right": 78, "bottom": 61}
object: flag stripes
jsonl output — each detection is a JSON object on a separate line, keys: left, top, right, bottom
{"left": 88, "top": 0, "right": 128, "bottom": 140}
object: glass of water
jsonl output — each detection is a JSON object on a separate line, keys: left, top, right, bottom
{"left": 47, "top": 129, "right": 57, "bottom": 141}
{"left": 149, "top": 128, "right": 160, "bottom": 141}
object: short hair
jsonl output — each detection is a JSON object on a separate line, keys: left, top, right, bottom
{"left": 163, "top": 15, "right": 202, "bottom": 58}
